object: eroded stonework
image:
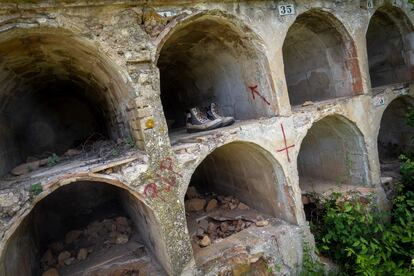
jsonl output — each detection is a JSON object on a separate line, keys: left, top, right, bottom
{"left": 0, "top": 0, "right": 413, "bottom": 275}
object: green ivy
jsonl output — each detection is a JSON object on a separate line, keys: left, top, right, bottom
{"left": 311, "top": 188, "right": 414, "bottom": 275}
{"left": 299, "top": 238, "right": 325, "bottom": 276}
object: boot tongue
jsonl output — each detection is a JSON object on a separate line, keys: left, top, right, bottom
{"left": 210, "top": 103, "right": 221, "bottom": 118}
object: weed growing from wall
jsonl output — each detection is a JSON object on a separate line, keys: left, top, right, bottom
{"left": 299, "top": 237, "right": 325, "bottom": 276}
{"left": 29, "top": 183, "right": 43, "bottom": 200}
{"left": 47, "top": 153, "right": 59, "bottom": 167}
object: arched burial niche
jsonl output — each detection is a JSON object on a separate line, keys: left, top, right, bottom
{"left": 377, "top": 97, "right": 414, "bottom": 198}
{"left": 378, "top": 96, "right": 414, "bottom": 161}
{"left": 297, "top": 116, "right": 369, "bottom": 194}
{"left": 184, "top": 142, "right": 293, "bottom": 264}
{"left": 283, "top": 10, "right": 362, "bottom": 106}
{"left": 0, "top": 29, "right": 132, "bottom": 177}
{"left": 366, "top": 6, "right": 413, "bottom": 87}
{"left": 0, "top": 181, "right": 167, "bottom": 275}
{"left": 157, "top": 15, "right": 274, "bottom": 133}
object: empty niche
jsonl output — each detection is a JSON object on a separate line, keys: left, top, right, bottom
{"left": 283, "top": 10, "right": 362, "bottom": 106}
{"left": 297, "top": 115, "right": 369, "bottom": 194}
{"left": 366, "top": 6, "right": 414, "bottom": 87}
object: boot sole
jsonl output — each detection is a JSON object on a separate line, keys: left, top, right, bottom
{"left": 186, "top": 120, "right": 222, "bottom": 133}
{"left": 221, "top": 118, "right": 235, "bottom": 127}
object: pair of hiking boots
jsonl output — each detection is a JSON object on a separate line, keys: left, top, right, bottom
{"left": 186, "top": 103, "right": 235, "bottom": 133}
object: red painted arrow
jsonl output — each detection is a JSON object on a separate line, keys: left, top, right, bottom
{"left": 248, "top": 85, "right": 271, "bottom": 106}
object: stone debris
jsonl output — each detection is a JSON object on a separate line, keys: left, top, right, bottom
{"left": 57, "top": 251, "right": 71, "bottom": 266}
{"left": 237, "top": 202, "right": 250, "bottom": 210}
{"left": 49, "top": 242, "right": 64, "bottom": 253}
{"left": 255, "top": 220, "right": 269, "bottom": 227}
{"left": 114, "top": 233, "right": 129, "bottom": 244}
{"left": 186, "top": 186, "right": 199, "bottom": 199}
{"left": 42, "top": 268, "right": 59, "bottom": 276}
{"left": 196, "top": 228, "right": 205, "bottom": 238}
{"left": 205, "top": 198, "right": 218, "bottom": 212}
{"left": 302, "top": 100, "right": 314, "bottom": 106}
{"left": 76, "top": 248, "right": 88, "bottom": 261}
{"left": 199, "top": 219, "right": 209, "bottom": 230}
{"left": 380, "top": 159, "right": 401, "bottom": 201}
{"left": 64, "top": 257, "right": 75, "bottom": 266}
{"left": 11, "top": 160, "right": 44, "bottom": 176}
{"left": 40, "top": 216, "right": 132, "bottom": 274}
{"left": 64, "top": 148, "right": 82, "bottom": 157}
{"left": 199, "top": 235, "right": 211, "bottom": 247}
{"left": 185, "top": 198, "right": 206, "bottom": 212}
{"left": 64, "top": 230, "right": 82, "bottom": 244}
{"left": 193, "top": 216, "right": 253, "bottom": 247}
{"left": 41, "top": 249, "right": 55, "bottom": 267}
{"left": 185, "top": 187, "right": 271, "bottom": 248}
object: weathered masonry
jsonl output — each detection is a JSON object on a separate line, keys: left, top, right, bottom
{"left": 0, "top": 0, "right": 413, "bottom": 275}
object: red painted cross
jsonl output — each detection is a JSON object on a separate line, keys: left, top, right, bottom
{"left": 248, "top": 85, "right": 271, "bottom": 106}
{"left": 277, "top": 123, "right": 295, "bottom": 162}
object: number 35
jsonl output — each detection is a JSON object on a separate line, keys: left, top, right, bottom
{"left": 278, "top": 4, "right": 295, "bottom": 15}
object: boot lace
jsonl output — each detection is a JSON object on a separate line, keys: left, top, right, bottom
{"left": 195, "top": 109, "right": 209, "bottom": 123}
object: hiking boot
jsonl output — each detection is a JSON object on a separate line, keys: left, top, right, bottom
{"left": 186, "top": 107, "right": 222, "bottom": 133}
{"left": 206, "top": 103, "right": 235, "bottom": 127}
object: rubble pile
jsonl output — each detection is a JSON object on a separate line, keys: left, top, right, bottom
{"left": 185, "top": 186, "right": 269, "bottom": 248}
{"left": 192, "top": 216, "right": 255, "bottom": 247}
{"left": 40, "top": 216, "right": 132, "bottom": 276}
{"left": 380, "top": 159, "right": 401, "bottom": 200}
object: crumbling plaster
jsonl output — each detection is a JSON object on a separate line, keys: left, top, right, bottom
{"left": 0, "top": 0, "right": 413, "bottom": 275}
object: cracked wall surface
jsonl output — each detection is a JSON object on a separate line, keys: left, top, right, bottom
{"left": 0, "top": 0, "right": 413, "bottom": 275}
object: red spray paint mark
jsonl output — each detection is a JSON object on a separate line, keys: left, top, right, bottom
{"left": 160, "top": 157, "right": 182, "bottom": 177}
{"left": 155, "top": 174, "right": 177, "bottom": 192}
{"left": 248, "top": 85, "right": 271, "bottom": 106}
{"left": 144, "top": 183, "right": 158, "bottom": 198}
{"left": 143, "top": 157, "right": 182, "bottom": 200}
{"left": 277, "top": 123, "right": 295, "bottom": 163}
{"left": 144, "top": 182, "right": 169, "bottom": 202}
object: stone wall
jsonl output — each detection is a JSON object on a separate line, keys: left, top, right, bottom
{"left": 0, "top": 0, "right": 413, "bottom": 275}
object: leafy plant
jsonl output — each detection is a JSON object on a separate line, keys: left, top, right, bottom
{"left": 111, "top": 149, "right": 119, "bottom": 157}
{"left": 124, "top": 137, "right": 135, "bottom": 148}
{"left": 47, "top": 153, "right": 60, "bottom": 167}
{"left": 310, "top": 189, "right": 414, "bottom": 275}
{"left": 266, "top": 263, "right": 281, "bottom": 274}
{"left": 299, "top": 238, "right": 325, "bottom": 276}
{"left": 307, "top": 107, "right": 414, "bottom": 275}
{"left": 30, "top": 183, "right": 43, "bottom": 197}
